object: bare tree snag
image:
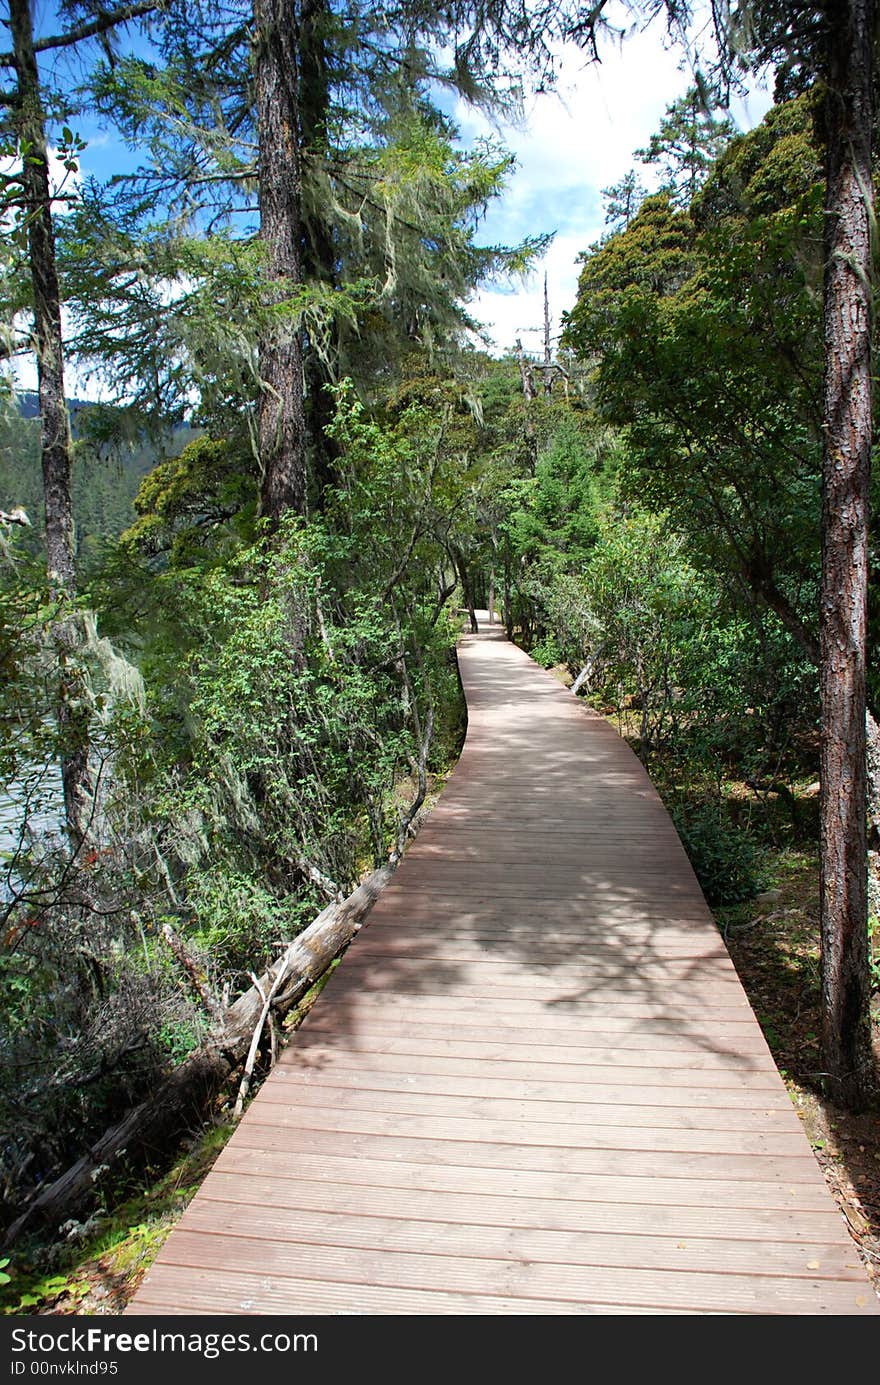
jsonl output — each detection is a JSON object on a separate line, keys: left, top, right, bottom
{"left": 515, "top": 337, "right": 536, "bottom": 401}
{"left": 819, "top": 0, "right": 875, "bottom": 1109}
{"left": 543, "top": 272, "right": 554, "bottom": 397}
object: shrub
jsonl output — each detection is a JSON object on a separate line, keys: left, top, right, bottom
{"left": 671, "top": 801, "right": 767, "bottom": 906}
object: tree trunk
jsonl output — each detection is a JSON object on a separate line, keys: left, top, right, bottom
{"left": 299, "top": 0, "right": 340, "bottom": 505}
{"left": 818, "top": 0, "right": 874, "bottom": 1109}
{"left": 543, "top": 272, "right": 554, "bottom": 397}
{"left": 515, "top": 337, "right": 536, "bottom": 401}
{"left": 10, "top": 0, "right": 91, "bottom": 845}
{"left": 10, "top": 0, "right": 75, "bottom": 592}
{"left": 253, "top": 0, "right": 307, "bottom": 521}
{"left": 454, "top": 551, "right": 478, "bottom": 633}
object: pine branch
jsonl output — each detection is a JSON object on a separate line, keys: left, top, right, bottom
{"left": 0, "top": 2, "right": 161, "bottom": 69}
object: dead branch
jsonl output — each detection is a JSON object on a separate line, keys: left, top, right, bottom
{"left": 160, "top": 922, "right": 223, "bottom": 1023}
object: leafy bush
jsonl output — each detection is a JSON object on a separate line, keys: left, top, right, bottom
{"left": 529, "top": 637, "right": 561, "bottom": 668}
{"left": 671, "top": 801, "right": 767, "bottom": 906}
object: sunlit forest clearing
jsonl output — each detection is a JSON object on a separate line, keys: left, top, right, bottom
{"left": 1, "top": 0, "right": 879, "bottom": 1313}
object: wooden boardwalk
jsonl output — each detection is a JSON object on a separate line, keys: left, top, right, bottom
{"left": 129, "top": 622, "right": 879, "bottom": 1315}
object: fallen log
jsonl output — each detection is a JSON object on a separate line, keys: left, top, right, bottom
{"left": 5, "top": 860, "right": 397, "bottom": 1246}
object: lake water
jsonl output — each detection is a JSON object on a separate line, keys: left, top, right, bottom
{"left": 0, "top": 760, "right": 64, "bottom": 898}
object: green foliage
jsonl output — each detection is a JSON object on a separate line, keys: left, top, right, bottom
{"left": 6, "top": 0, "right": 864, "bottom": 1262}
{"left": 532, "top": 92, "right": 832, "bottom": 925}
{"left": 563, "top": 192, "right": 695, "bottom": 360}
{"left": 11, "top": 1272, "right": 90, "bottom": 1314}
{"left": 0, "top": 377, "right": 471, "bottom": 1227}
{"left": 601, "top": 170, "right": 647, "bottom": 234}
{"left": 66, "top": 17, "right": 548, "bottom": 433}
{"left": 183, "top": 869, "right": 315, "bottom": 979}
{"left": 122, "top": 434, "right": 254, "bottom": 563}
{"left": 575, "top": 511, "right": 704, "bottom": 724}
{"left": 0, "top": 404, "right": 41, "bottom": 556}
{"left": 670, "top": 801, "right": 767, "bottom": 907}
{"left": 634, "top": 86, "right": 736, "bottom": 205}
{"left": 481, "top": 395, "right": 620, "bottom": 651}
{"left": 156, "top": 1019, "right": 203, "bottom": 1068}
{"left": 0, "top": 396, "right": 196, "bottom": 570}
{"left": 529, "top": 636, "right": 562, "bottom": 668}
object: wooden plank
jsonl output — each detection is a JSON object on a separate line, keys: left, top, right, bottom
{"left": 323, "top": 979, "right": 747, "bottom": 1010}
{"left": 276, "top": 1064, "right": 796, "bottom": 1109}
{"left": 314, "top": 974, "right": 753, "bottom": 1007}
{"left": 299, "top": 1013, "right": 772, "bottom": 1052}
{"left": 126, "top": 622, "right": 878, "bottom": 1317}
{"left": 284, "top": 1036, "right": 770, "bottom": 1076}
{"left": 243, "top": 1097, "right": 810, "bottom": 1155}
{"left": 179, "top": 1200, "right": 867, "bottom": 1281}
{"left": 195, "top": 1171, "right": 854, "bottom": 1244}
{"left": 224, "top": 1123, "right": 826, "bottom": 1187}
{"left": 214, "top": 1146, "right": 837, "bottom": 1211}
{"left": 130, "top": 1264, "right": 674, "bottom": 1316}
{"left": 328, "top": 948, "right": 744, "bottom": 979}
{"left": 349, "top": 939, "right": 733, "bottom": 964}
{"left": 252, "top": 1083, "right": 805, "bottom": 1133}
{"left": 300, "top": 990, "right": 759, "bottom": 1023}
{"left": 148, "top": 1229, "right": 875, "bottom": 1316}
{"left": 277, "top": 1044, "right": 785, "bottom": 1090}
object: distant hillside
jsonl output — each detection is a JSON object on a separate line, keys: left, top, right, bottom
{"left": 17, "top": 390, "right": 93, "bottom": 424}
{"left": 1, "top": 396, "right": 196, "bottom": 567}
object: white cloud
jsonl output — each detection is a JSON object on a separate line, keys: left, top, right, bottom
{"left": 0, "top": 145, "right": 83, "bottom": 226}
{"left": 3, "top": 145, "right": 89, "bottom": 396}
{"left": 458, "top": 12, "right": 774, "bottom": 356}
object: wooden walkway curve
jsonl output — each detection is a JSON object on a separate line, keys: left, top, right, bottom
{"left": 129, "top": 621, "right": 879, "bottom": 1315}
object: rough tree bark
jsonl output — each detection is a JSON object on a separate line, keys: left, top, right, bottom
{"left": 253, "top": 0, "right": 308, "bottom": 521}
{"left": 818, "top": 0, "right": 874, "bottom": 1109}
{"left": 9, "top": 0, "right": 91, "bottom": 844}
